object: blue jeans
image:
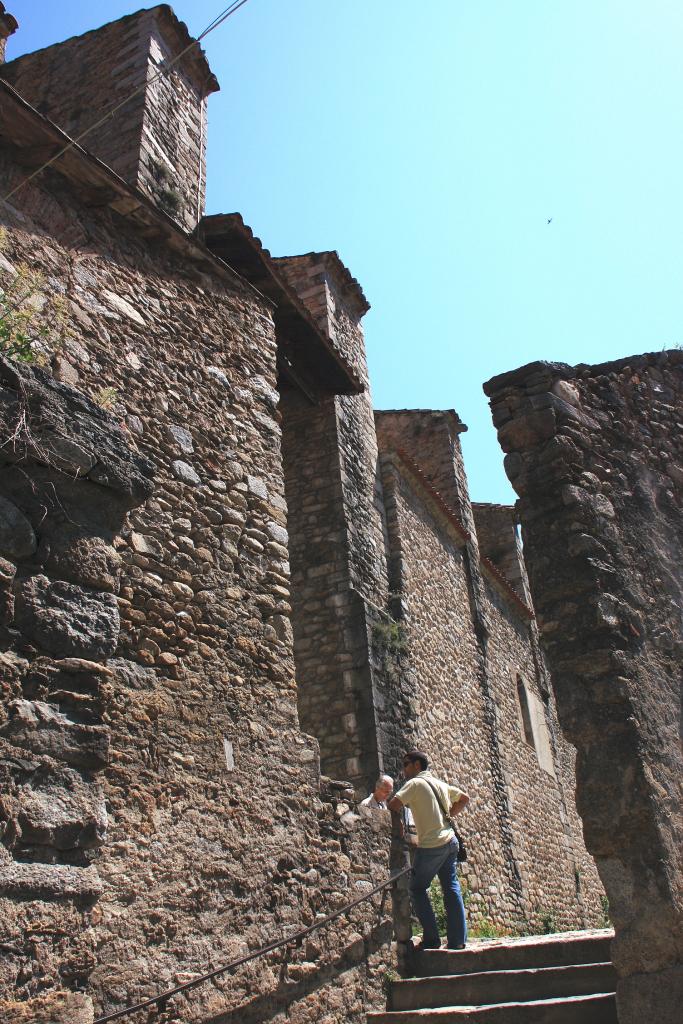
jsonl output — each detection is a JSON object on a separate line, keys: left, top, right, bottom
{"left": 409, "top": 837, "right": 467, "bottom": 948}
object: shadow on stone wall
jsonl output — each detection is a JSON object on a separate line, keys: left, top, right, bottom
{"left": 203, "top": 918, "right": 393, "bottom": 1024}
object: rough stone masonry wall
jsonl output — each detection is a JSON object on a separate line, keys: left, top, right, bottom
{"left": 472, "top": 503, "right": 528, "bottom": 600}
{"left": 376, "top": 411, "right": 523, "bottom": 910}
{"left": 485, "top": 351, "right": 683, "bottom": 1024}
{"left": 471, "top": 502, "right": 603, "bottom": 925}
{"left": 375, "top": 410, "right": 490, "bottom": 636}
{"left": 378, "top": 452, "right": 603, "bottom": 932}
{"left": 0, "top": 7, "right": 215, "bottom": 230}
{"left": 379, "top": 454, "right": 514, "bottom": 928}
{"left": 279, "top": 381, "right": 383, "bottom": 787}
{"left": 275, "top": 254, "right": 389, "bottom": 606}
{"left": 480, "top": 577, "right": 604, "bottom": 930}
{"left": 0, "top": 152, "right": 394, "bottom": 1023}
{"left": 136, "top": 13, "right": 214, "bottom": 229}
{"left": 0, "top": 356, "right": 154, "bottom": 1022}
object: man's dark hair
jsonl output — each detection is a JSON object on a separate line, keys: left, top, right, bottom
{"left": 404, "top": 749, "right": 429, "bottom": 771}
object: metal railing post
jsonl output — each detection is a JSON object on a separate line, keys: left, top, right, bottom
{"left": 390, "top": 809, "right": 412, "bottom": 976}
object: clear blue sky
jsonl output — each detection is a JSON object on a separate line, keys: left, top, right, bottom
{"left": 8, "top": 1, "right": 683, "bottom": 503}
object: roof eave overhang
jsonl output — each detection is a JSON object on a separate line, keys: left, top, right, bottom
{"left": 200, "top": 213, "right": 363, "bottom": 396}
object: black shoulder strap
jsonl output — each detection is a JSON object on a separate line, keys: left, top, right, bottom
{"left": 421, "top": 777, "right": 452, "bottom": 828}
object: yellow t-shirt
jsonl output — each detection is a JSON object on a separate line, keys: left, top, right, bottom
{"left": 395, "top": 772, "right": 464, "bottom": 849}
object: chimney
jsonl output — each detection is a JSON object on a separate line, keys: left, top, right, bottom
{"left": 0, "top": 4, "right": 18, "bottom": 63}
{"left": 0, "top": 5, "right": 219, "bottom": 231}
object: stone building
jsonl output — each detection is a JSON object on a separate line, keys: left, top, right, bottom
{"left": 0, "top": 6, "right": 605, "bottom": 1021}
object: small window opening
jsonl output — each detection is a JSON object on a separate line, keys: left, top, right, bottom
{"left": 517, "top": 676, "right": 536, "bottom": 749}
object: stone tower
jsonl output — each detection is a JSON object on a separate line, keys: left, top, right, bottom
{"left": 0, "top": 4, "right": 218, "bottom": 230}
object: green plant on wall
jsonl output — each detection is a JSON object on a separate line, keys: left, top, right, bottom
{"left": 459, "top": 873, "right": 472, "bottom": 909}
{"left": 371, "top": 618, "right": 408, "bottom": 657}
{"left": 0, "top": 271, "right": 50, "bottom": 363}
{"left": 430, "top": 878, "right": 447, "bottom": 934}
{"left": 409, "top": 877, "right": 517, "bottom": 941}
{"left": 0, "top": 228, "right": 68, "bottom": 364}
{"left": 93, "top": 386, "right": 119, "bottom": 410}
{"left": 537, "top": 907, "right": 558, "bottom": 934}
{"left": 411, "top": 880, "right": 447, "bottom": 937}
{"left": 157, "top": 186, "right": 181, "bottom": 216}
{"left": 469, "top": 916, "right": 501, "bottom": 939}
{"left": 381, "top": 968, "right": 400, "bottom": 997}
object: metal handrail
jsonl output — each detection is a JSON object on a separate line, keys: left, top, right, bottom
{"left": 93, "top": 865, "right": 411, "bottom": 1023}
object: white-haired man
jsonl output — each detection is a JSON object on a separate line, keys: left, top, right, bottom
{"left": 359, "top": 774, "right": 394, "bottom": 829}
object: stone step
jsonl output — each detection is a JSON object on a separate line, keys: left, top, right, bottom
{"left": 416, "top": 933, "right": 613, "bottom": 977}
{"left": 390, "top": 963, "right": 616, "bottom": 1011}
{"left": 367, "top": 991, "right": 618, "bottom": 1023}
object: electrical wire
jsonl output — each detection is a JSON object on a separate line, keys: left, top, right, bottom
{"left": 198, "top": 0, "right": 251, "bottom": 40}
{"left": 2, "top": 0, "right": 252, "bottom": 203}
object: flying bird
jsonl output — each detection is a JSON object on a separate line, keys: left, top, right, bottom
{"left": 547, "top": 217, "right": 553, "bottom": 224}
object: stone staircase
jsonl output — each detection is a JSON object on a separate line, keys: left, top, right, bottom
{"left": 369, "top": 930, "right": 616, "bottom": 1023}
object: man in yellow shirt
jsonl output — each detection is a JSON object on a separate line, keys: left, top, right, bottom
{"left": 388, "top": 749, "right": 469, "bottom": 950}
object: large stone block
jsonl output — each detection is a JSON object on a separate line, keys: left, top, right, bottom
{"left": 13, "top": 575, "right": 119, "bottom": 659}
{"left": 0, "top": 494, "right": 37, "bottom": 561}
{"left": 0, "top": 555, "right": 16, "bottom": 625}
{"left": 485, "top": 351, "right": 683, "bottom": 1024}
{"left": 12, "top": 765, "right": 107, "bottom": 852}
{"left": 41, "top": 528, "right": 121, "bottom": 593}
{"left": 0, "top": 860, "right": 103, "bottom": 901}
{"left": 616, "top": 965, "right": 683, "bottom": 1024}
{"left": 0, "top": 992, "right": 94, "bottom": 1024}
{"left": 0, "top": 357, "right": 155, "bottom": 507}
{"left": 23, "top": 658, "right": 113, "bottom": 719}
{"left": 2, "top": 699, "right": 110, "bottom": 770}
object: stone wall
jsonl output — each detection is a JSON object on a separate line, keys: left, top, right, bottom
{"left": 481, "top": 575, "right": 603, "bottom": 930}
{"left": 375, "top": 410, "right": 491, "bottom": 640}
{"left": 0, "top": 139, "right": 394, "bottom": 1022}
{"left": 280, "top": 382, "right": 382, "bottom": 786}
{"left": 0, "top": 354, "right": 153, "bottom": 1007}
{"left": 375, "top": 411, "right": 604, "bottom": 933}
{"left": 485, "top": 351, "right": 683, "bottom": 1023}
{"left": 379, "top": 452, "right": 507, "bottom": 925}
{"left": 274, "top": 254, "right": 389, "bottom": 607}
{"left": 0, "top": 6, "right": 218, "bottom": 229}
{"left": 0, "top": 991, "right": 94, "bottom": 1023}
